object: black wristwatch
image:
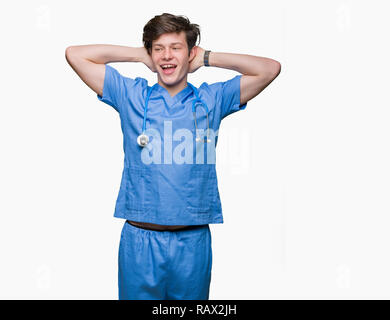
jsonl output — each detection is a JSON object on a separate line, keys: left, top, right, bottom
{"left": 204, "top": 50, "right": 211, "bottom": 67}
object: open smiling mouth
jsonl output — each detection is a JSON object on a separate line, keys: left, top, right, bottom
{"left": 160, "top": 64, "right": 177, "bottom": 75}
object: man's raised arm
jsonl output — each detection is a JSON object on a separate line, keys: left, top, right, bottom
{"left": 208, "top": 52, "right": 281, "bottom": 104}
{"left": 190, "top": 47, "right": 281, "bottom": 105}
{"left": 65, "top": 45, "right": 156, "bottom": 96}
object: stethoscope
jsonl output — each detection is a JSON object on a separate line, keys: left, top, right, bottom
{"left": 137, "top": 82, "right": 211, "bottom": 147}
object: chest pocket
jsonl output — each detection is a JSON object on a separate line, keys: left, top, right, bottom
{"left": 125, "top": 166, "right": 146, "bottom": 211}
{"left": 186, "top": 165, "right": 217, "bottom": 213}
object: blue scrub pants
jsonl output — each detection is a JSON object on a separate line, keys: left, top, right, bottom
{"left": 118, "top": 221, "right": 212, "bottom": 300}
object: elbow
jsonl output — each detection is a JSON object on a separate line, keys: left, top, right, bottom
{"left": 265, "top": 61, "right": 281, "bottom": 81}
{"left": 257, "top": 60, "right": 281, "bottom": 79}
{"left": 65, "top": 46, "right": 73, "bottom": 62}
{"left": 65, "top": 46, "right": 75, "bottom": 59}
{"left": 65, "top": 46, "right": 82, "bottom": 61}
{"left": 271, "top": 60, "right": 281, "bottom": 77}
{"left": 65, "top": 46, "right": 84, "bottom": 66}
{"left": 259, "top": 61, "right": 281, "bottom": 85}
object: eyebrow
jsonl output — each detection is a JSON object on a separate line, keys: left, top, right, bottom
{"left": 153, "top": 42, "right": 184, "bottom": 47}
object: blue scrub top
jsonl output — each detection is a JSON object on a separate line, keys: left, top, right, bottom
{"left": 97, "top": 64, "right": 247, "bottom": 225}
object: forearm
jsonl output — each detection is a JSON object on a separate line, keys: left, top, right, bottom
{"left": 66, "top": 44, "right": 145, "bottom": 64}
{"left": 208, "top": 51, "right": 279, "bottom": 76}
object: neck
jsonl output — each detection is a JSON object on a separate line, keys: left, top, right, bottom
{"left": 157, "top": 75, "right": 188, "bottom": 98}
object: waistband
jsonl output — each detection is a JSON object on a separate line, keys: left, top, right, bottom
{"left": 126, "top": 220, "right": 207, "bottom": 232}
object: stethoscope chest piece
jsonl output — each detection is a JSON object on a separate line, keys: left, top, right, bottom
{"left": 196, "top": 136, "right": 212, "bottom": 143}
{"left": 137, "top": 133, "right": 149, "bottom": 147}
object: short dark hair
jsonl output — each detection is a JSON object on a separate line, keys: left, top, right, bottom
{"left": 143, "top": 13, "right": 201, "bottom": 56}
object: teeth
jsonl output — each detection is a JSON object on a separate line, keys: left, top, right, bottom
{"left": 161, "top": 65, "right": 176, "bottom": 69}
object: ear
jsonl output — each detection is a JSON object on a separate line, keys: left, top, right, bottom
{"left": 189, "top": 46, "right": 197, "bottom": 62}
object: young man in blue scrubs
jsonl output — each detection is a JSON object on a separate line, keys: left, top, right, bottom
{"left": 65, "top": 13, "right": 281, "bottom": 300}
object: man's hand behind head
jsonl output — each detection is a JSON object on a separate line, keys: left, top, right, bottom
{"left": 188, "top": 46, "right": 205, "bottom": 73}
{"left": 141, "top": 47, "right": 157, "bottom": 73}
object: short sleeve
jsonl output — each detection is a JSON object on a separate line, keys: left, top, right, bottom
{"left": 214, "top": 74, "right": 247, "bottom": 120}
{"left": 97, "top": 64, "right": 134, "bottom": 113}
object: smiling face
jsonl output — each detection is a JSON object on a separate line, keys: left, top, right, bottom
{"left": 151, "top": 31, "right": 196, "bottom": 90}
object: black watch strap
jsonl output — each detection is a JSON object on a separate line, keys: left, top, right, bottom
{"left": 204, "top": 50, "right": 211, "bottom": 67}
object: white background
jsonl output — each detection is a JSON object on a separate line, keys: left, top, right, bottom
{"left": 1, "top": 0, "right": 389, "bottom": 299}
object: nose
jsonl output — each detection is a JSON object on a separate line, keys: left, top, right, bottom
{"left": 163, "top": 48, "right": 173, "bottom": 60}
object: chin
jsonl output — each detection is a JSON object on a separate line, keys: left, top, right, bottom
{"left": 159, "top": 74, "right": 181, "bottom": 86}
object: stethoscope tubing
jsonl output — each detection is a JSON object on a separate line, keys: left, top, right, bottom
{"left": 139, "top": 82, "right": 211, "bottom": 146}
